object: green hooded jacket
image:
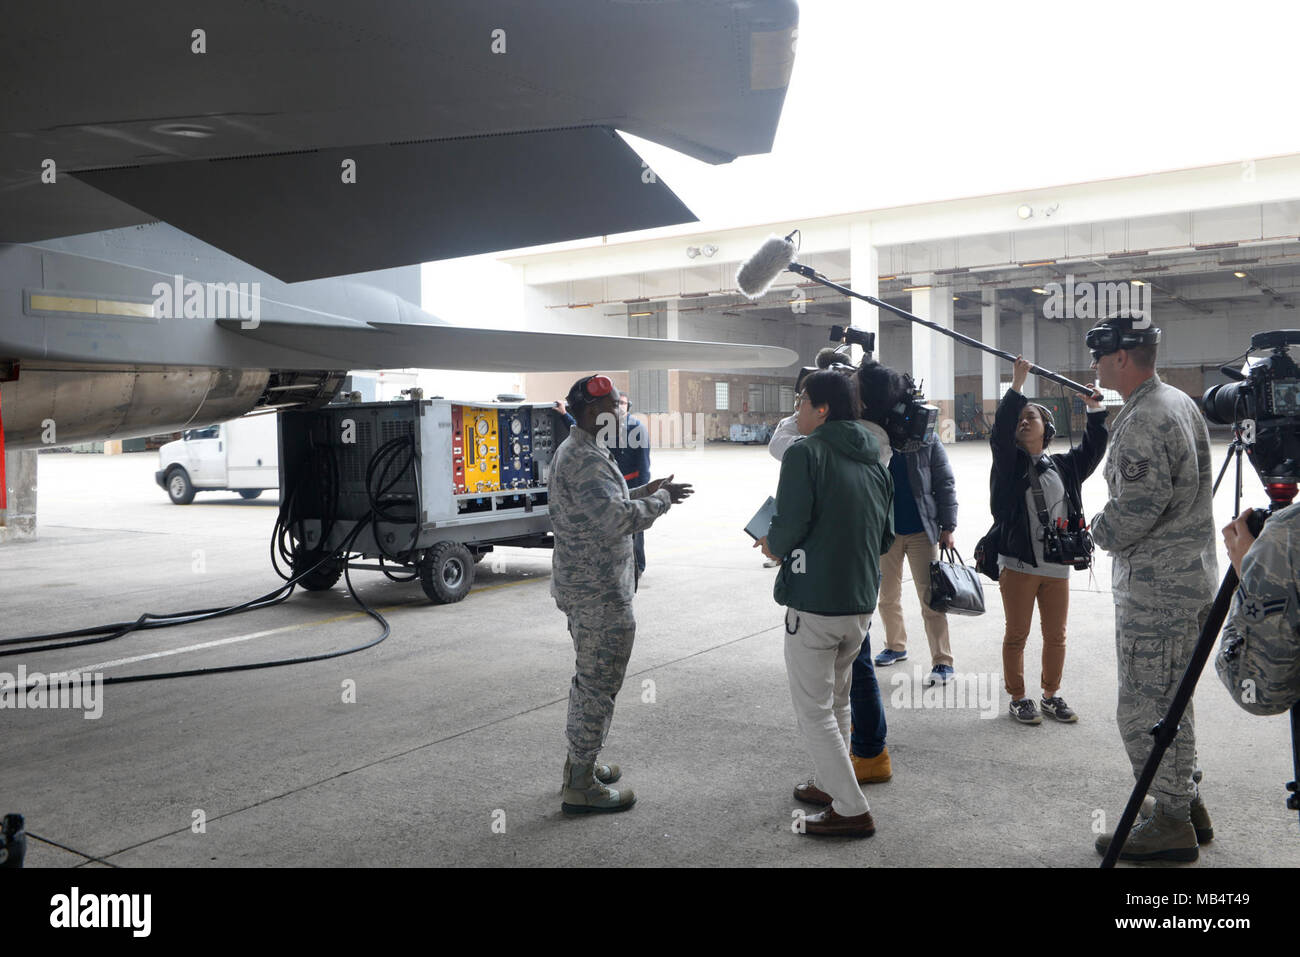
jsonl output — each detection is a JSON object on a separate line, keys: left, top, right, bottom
{"left": 767, "top": 419, "right": 895, "bottom": 615}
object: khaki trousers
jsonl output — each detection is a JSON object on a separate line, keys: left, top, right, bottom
{"left": 999, "top": 567, "right": 1069, "bottom": 700}
{"left": 783, "top": 608, "right": 871, "bottom": 818}
{"left": 878, "top": 531, "right": 953, "bottom": 667}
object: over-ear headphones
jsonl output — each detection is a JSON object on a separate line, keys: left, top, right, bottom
{"left": 1085, "top": 313, "right": 1161, "bottom": 359}
{"left": 567, "top": 374, "right": 614, "bottom": 409}
{"left": 1032, "top": 404, "right": 1056, "bottom": 444}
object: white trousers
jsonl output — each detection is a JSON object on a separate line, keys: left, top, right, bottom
{"left": 783, "top": 607, "right": 871, "bottom": 817}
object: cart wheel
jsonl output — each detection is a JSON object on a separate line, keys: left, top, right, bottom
{"left": 237, "top": 489, "right": 263, "bottom": 499}
{"left": 420, "top": 542, "right": 475, "bottom": 604}
{"left": 293, "top": 547, "right": 344, "bottom": 591}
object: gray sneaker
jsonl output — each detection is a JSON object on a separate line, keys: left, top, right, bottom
{"left": 1009, "top": 698, "right": 1042, "bottom": 725}
{"left": 1040, "top": 695, "right": 1078, "bottom": 722}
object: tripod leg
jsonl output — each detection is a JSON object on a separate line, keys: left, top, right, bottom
{"left": 1101, "top": 569, "right": 1239, "bottom": 867}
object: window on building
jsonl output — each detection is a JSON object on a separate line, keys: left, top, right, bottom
{"left": 779, "top": 385, "right": 795, "bottom": 412}
{"left": 748, "top": 384, "right": 764, "bottom": 413}
{"left": 715, "top": 381, "right": 729, "bottom": 411}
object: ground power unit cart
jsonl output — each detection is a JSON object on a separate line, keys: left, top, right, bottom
{"left": 275, "top": 395, "right": 567, "bottom": 603}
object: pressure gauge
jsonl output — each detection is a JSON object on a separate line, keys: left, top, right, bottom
{"left": 476, "top": 418, "right": 489, "bottom": 436}
{"left": 512, "top": 440, "right": 522, "bottom": 455}
{"left": 513, "top": 458, "right": 522, "bottom": 470}
{"left": 478, "top": 442, "right": 488, "bottom": 458}
{"left": 510, "top": 418, "right": 522, "bottom": 436}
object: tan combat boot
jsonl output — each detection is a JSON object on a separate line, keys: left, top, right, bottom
{"left": 1139, "top": 794, "right": 1213, "bottom": 844}
{"left": 1095, "top": 803, "right": 1198, "bottom": 863}
{"left": 851, "top": 746, "right": 892, "bottom": 784}
{"left": 559, "top": 756, "right": 621, "bottom": 793}
{"left": 561, "top": 759, "right": 636, "bottom": 816}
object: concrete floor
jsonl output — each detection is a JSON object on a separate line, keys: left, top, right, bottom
{"left": 2, "top": 439, "right": 1297, "bottom": 868}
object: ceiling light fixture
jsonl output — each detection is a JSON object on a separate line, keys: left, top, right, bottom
{"left": 1016, "top": 204, "right": 1033, "bottom": 220}
{"left": 1234, "top": 271, "right": 1247, "bottom": 278}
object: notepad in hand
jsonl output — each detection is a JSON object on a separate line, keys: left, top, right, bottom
{"left": 744, "top": 496, "right": 777, "bottom": 541}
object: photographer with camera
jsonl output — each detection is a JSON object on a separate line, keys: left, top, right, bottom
{"left": 991, "top": 356, "right": 1108, "bottom": 727}
{"left": 1217, "top": 505, "right": 1300, "bottom": 715}
{"left": 756, "top": 369, "right": 894, "bottom": 837}
{"left": 1087, "top": 314, "right": 1219, "bottom": 863}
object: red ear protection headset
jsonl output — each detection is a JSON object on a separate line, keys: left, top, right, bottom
{"left": 568, "top": 374, "right": 614, "bottom": 408}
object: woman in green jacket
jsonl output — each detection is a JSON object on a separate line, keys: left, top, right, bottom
{"left": 757, "top": 370, "right": 895, "bottom": 838}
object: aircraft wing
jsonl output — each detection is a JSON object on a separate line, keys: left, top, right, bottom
{"left": 216, "top": 318, "right": 796, "bottom": 373}
{"left": 3, "top": 0, "right": 799, "bottom": 281}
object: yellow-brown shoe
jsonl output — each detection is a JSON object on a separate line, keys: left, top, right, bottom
{"left": 851, "top": 746, "right": 892, "bottom": 784}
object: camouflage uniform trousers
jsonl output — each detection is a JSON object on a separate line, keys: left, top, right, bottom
{"left": 1115, "top": 597, "right": 1211, "bottom": 812}
{"left": 564, "top": 600, "right": 637, "bottom": 764}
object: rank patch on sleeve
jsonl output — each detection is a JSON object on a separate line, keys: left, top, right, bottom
{"left": 1119, "top": 455, "right": 1150, "bottom": 481}
{"left": 1240, "top": 596, "right": 1288, "bottom": 623}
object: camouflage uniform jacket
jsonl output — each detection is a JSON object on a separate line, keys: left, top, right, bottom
{"left": 1090, "top": 373, "right": 1218, "bottom": 606}
{"left": 549, "top": 423, "right": 671, "bottom": 610}
{"left": 1217, "top": 502, "right": 1300, "bottom": 715}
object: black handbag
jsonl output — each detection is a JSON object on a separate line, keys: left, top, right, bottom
{"left": 928, "top": 547, "right": 986, "bottom": 617}
{"left": 973, "top": 522, "right": 1001, "bottom": 582}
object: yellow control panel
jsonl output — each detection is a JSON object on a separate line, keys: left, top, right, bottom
{"left": 461, "top": 406, "right": 500, "bottom": 492}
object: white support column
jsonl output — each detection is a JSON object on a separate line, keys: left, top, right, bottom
{"left": 1021, "top": 306, "right": 1037, "bottom": 396}
{"left": 665, "top": 300, "right": 679, "bottom": 342}
{"left": 910, "top": 282, "right": 955, "bottom": 435}
{"left": 982, "top": 290, "right": 1000, "bottom": 404}
{"left": 849, "top": 220, "right": 879, "bottom": 363}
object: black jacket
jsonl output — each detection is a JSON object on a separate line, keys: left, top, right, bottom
{"left": 989, "top": 389, "right": 1108, "bottom": 567}
{"left": 898, "top": 436, "right": 958, "bottom": 544}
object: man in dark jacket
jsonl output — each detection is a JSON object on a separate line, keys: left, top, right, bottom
{"left": 611, "top": 392, "right": 651, "bottom": 576}
{"left": 873, "top": 436, "right": 960, "bottom": 688}
{"left": 756, "top": 370, "right": 894, "bottom": 838}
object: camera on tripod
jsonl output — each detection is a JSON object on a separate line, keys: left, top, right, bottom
{"left": 1202, "top": 330, "right": 1300, "bottom": 494}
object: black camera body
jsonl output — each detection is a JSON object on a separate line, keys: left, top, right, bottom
{"left": 887, "top": 375, "right": 939, "bottom": 453}
{"left": 1202, "top": 331, "right": 1300, "bottom": 484}
{"left": 1042, "top": 516, "right": 1094, "bottom": 570}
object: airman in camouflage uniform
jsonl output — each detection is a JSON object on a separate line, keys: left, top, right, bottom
{"left": 548, "top": 375, "right": 691, "bottom": 815}
{"left": 1217, "top": 502, "right": 1300, "bottom": 715}
{"left": 1088, "top": 316, "right": 1218, "bottom": 862}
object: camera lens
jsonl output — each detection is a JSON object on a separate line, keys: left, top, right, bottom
{"left": 1201, "top": 382, "right": 1246, "bottom": 425}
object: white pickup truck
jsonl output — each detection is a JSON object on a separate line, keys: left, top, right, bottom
{"left": 155, "top": 414, "right": 279, "bottom": 505}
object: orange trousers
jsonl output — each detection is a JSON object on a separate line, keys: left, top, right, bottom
{"left": 998, "top": 566, "right": 1070, "bottom": 700}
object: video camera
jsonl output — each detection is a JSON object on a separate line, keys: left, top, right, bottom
{"left": 810, "top": 324, "right": 937, "bottom": 453}
{"left": 1202, "top": 330, "right": 1300, "bottom": 489}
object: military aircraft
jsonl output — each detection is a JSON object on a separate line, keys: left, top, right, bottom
{"left": 0, "top": 0, "right": 800, "bottom": 449}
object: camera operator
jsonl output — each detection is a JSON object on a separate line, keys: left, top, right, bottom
{"left": 991, "top": 357, "right": 1108, "bottom": 726}
{"left": 1088, "top": 313, "right": 1219, "bottom": 864}
{"left": 756, "top": 370, "right": 894, "bottom": 837}
{"left": 1217, "top": 505, "right": 1300, "bottom": 715}
{"left": 872, "top": 379, "right": 960, "bottom": 690}
{"left": 549, "top": 374, "right": 693, "bottom": 816}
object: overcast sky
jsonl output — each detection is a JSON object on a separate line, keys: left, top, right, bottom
{"left": 424, "top": 0, "right": 1300, "bottom": 350}
{"left": 626, "top": 0, "right": 1300, "bottom": 232}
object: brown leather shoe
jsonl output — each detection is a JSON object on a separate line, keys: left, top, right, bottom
{"left": 793, "top": 779, "right": 832, "bottom": 806}
{"left": 803, "top": 807, "right": 876, "bottom": 837}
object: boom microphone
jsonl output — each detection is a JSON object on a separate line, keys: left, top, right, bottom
{"left": 736, "top": 231, "right": 797, "bottom": 300}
